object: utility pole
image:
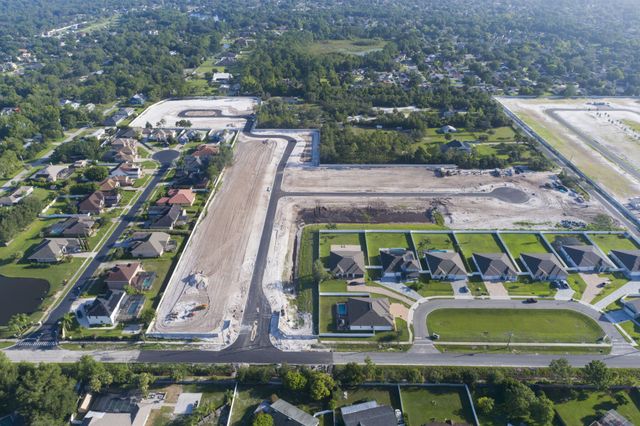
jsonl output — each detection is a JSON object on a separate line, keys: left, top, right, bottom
{"left": 507, "top": 331, "right": 513, "bottom": 350}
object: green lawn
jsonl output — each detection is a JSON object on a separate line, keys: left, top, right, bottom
{"left": 543, "top": 232, "right": 590, "bottom": 248}
{"left": 622, "top": 119, "right": 640, "bottom": 133}
{"left": 590, "top": 273, "right": 630, "bottom": 305}
{"left": 549, "top": 389, "right": 640, "bottom": 426}
{"left": 427, "top": 308, "right": 604, "bottom": 343}
{"left": 319, "top": 296, "right": 346, "bottom": 333}
{"left": 412, "top": 232, "right": 456, "bottom": 253}
{"left": 334, "top": 386, "right": 400, "bottom": 410}
{"left": 455, "top": 233, "right": 504, "bottom": 271}
{"left": 411, "top": 277, "right": 454, "bottom": 297}
{"left": 365, "top": 232, "right": 412, "bottom": 265}
{"left": 500, "top": 233, "right": 550, "bottom": 260}
{"left": 401, "top": 386, "right": 475, "bottom": 425}
{"left": 589, "top": 233, "right": 639, "bottom": 255}
{"left": 619, "top": 320, "right": 640, "bottom": 345}
{"left": 182, "top": 383, "right": 233, "bottom": 407}
{"left": 296, "top": 227, "right": 317, "bottom": 315}
{"left": 503, "top": 278, "right": 556, "bottom": 297}
{"left": 319, "top": 279, "right": 348, "bottom": 293}
{"left": 308, "top": 38, "right": 387, "bottom": 56}
{"left": 567, "top": 273, "right": 587, "bottom": 300}
{"left": 318, "top": 232, "right": 366, "bottom": 265}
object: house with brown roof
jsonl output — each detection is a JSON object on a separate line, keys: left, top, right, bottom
{"left": 156, "top": 188, "right": 196, "bottom": 206}
{"left": 129, "top": 232, "right": 171, "bottom": 258}
{"left": 105, "top": 262, "right": 144, "bottom": 291}
{"left": 78, "top": 191, "right": 106, "bottom": 214}
{"left": 98, "top": 177, "right": 120, "bottom": 192}
{"left": 192, "top": 144, "right": 220, "bottom": 159}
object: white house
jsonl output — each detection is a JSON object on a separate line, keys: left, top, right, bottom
{"left": 85, "top": 291, "right": 125, "bottom": 326}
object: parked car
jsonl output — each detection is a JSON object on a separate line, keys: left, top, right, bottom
{"left": 524, "top": 298, "right": 538, "bottom": 304}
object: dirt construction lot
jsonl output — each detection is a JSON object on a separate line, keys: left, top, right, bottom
{"left": 130, "top": 97, "right": 259, "bottom": 130}
{"left": 497, "top": 97, "right": 640, "bottom": 202}
{"left": 150, "top": 135, "right": 285, "bottom": 339}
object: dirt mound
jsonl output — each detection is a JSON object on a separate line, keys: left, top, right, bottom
{"left": 298, "top": 203, "right": 432, "bottom": 224}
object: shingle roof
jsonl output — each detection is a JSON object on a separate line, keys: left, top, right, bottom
{"left": 270, "top": 399, "right": 319, "bottom": 426}
{"left": 329, "top": 245, "right": 365, "bottom": 277}
{"left": 341, "top": 402, "right": 397, "bottom": 426}
{"left": 562, "top": 245, "right": 612, "bottom": 269}
{"left": 151, "top": 205, "right": 182, "bottom": 228}
{"left": 425, "top": 251, "right": 467, "bottom": 277}
{"left": 473, "top": 253, "right": 517, "bottom": 277}
{"left": 28, "top": 239, "right": 63, "bottom": 261}
{"left": 611, "top": 250, "right": 640, "bottom": 273}
{"left": 520, "top": 252, "right": 567, "bottom": 278}
{"left": 380, "top": 248, "right": 421, "bottom": 275}
{"left": 106, "top": 263, "right": 141, "bottom": 283}
{"left": 346, "top": 297, "right": 394, "bottom": 328}
{"left": 130, "top": 232, "right": 170, "bottom": 257}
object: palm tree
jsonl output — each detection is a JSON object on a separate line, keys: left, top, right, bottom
{"left": 60, "top": 313, "right": 75, "bottom": 339}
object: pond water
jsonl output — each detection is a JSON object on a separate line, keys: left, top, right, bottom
{"left": 0, "top": 275, "right": 49, "bottom": 325}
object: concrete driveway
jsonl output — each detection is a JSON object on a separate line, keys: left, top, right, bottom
{"left": 451, "top": 280, "right": 473, "bottom": 299}
{"left": 593, "top": 281, "right": 640, "bottom": 310}
{"left": 580, "top": 273, "right": 606, "bottom": 304}
{"left": 485, "top": 281, "right": 509, "bottom": 299}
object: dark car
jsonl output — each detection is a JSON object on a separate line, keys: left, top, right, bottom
{"left": 524, "top": 298, "right": 538, "bottom": 304}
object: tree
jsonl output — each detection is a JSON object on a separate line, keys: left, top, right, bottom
{"left": 170, "top": 365, "right": 187, "bottom": 382}
{"left": 134, "top": 372, "right": 154, "bottom": 397}
{"left": 140, "top": 308, "right": 156, "bottom": 325}
{"left": 253, "top": 412, "right": 274, "bottom": 426}
{"left": 84, "top": 165, "right": 109, "bottom": 181}
{"left": 476, "top": 397, "right": 494, "bottom": 415}
{"left": 15, "top": 363, "right": 76, "bottom": 425}
{"left": 0, "top": 353, "right": 18, "bottom": 413}
{"left": 502, "top": 379, "right": 536, "bottom": 420}
{"left": 338, "top": 362, "right": 366, "bottom": 386}
{"left": 309, "top": 372, "right": 335, "bottom": 401}
{"left": 283, "top": 370, "right": 307, "bottom": 391}
{"left": 60, "top": 312, "right": 75, "bottom": 339}
{"left": 7, "top": 313, "right": 30, "bottom": 337}
{"left": 529, "top": 393, "right": 555, "bottom": 425}
{"left": 549, "top": 358, "right": 573, "bottom": 385}
{"left": 582, "top": 360, "right": 613, "bottom": 390}
{"left": 312, "top": 259, "right": 330, "bottom": 283}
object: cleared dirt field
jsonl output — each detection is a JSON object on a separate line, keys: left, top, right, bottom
{"left": 130, "top": 97, "right": 259, "bottom": 130}
{"left": 150, "top": 135, "right": 285, "bottom": 339}
{"left": 497, "top": 97, "right": 640, "bottom": 202}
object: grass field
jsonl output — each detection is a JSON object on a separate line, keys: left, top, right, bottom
{"left": 335, "top": 386, "right": 400, "bottom": 410}
{"left": 438, "top": 344, "right": 610, "bottom": 355}
{"left": 427, "top": 308, "right": 604, "bottom": 343}
{"left": 543, "top": 232, "right": 591, "bottom": 247}
{"left": 308, "top": 38, "right": 387, "bottom": 56}
{"left": 503, "top": 278, "right": 556, "bottom": 297}
{"left": 619, "top": 320, "right": 640, "bottom": 345}
{"left": 411, "top": 277, "right": 454, "bottom": 297}
{"left": 567, "top": 273, "right": 588, "bottom": 300}
{"left": 365, "top": 232, "right": 413, "bottom": 265}
{"left": 455, "top": 233, "right": 504, "bottom": 270}
{"left": 500, "top": 233, "right": 550, "bottom": 258}
{"left": 589, "top": 233, "right": 639, "bottom": 255}
{"left": 401, "top": 386, "right": 475, "bottom": 425}
{"left": 547, "top": 388, "right": 640, "bottom": 426}
{"left": 412, "top": 232, "right": 456, "bottom": 253}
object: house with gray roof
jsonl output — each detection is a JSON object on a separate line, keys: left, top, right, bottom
{"left": 34, "top": 164, "right": 71, "bottom": 182}
{"left": 49, "top": 216, "right": 97, "bottom": 237}
{"left": 472, "top": 253, "right": 518, "bottom": 281}
{"left": 129, "top": 232, "right": 171, "bottom": 258}
{"left": 520, "top": 252, "right": 568, "bottom": 281}
{"left": 336, "top": 297, "right": 394, "bottom": 332}
{"left": 328, "top": 245, "right": 365, "bottom": 279}
{"left": 150, "top": 205, "right": 185, "bottom": 229}
{"left": 380, "top": 248, "right": 421, "bottom": 281}
{"left": 609, "top": 249, "right": 640, "bottom": 279}
{"left": 560, "top": 244, "right": 613, "bottom": 272}
{"left": 0, "top": 186, "right": 33, "bottom": 206}
{"left": 267, "top": 399, "right": 319, "bottom": 426}
{"left": 340, "top": 401, "right": 398, "bottom": 426}
{"left": 28, "top": 238, "right": 83, "bottom": 263}
{"left": 622, "top": 297, "right": 640, "bottom": 320}
{"left": 441, "top": 140, "right": 472, "bottom": 154}
{"left": 85, "top": 290, "right": 126, "bottom": 326}
{"left": 424, "top": 250, "right": 468, "bottom": 280}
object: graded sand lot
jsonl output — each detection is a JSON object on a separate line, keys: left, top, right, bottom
{"left": 150, "top": 135, "right": 285, "bottom": 339}
{"left": 130, "top": 97, "right": 259, "bottom": 130}
{"left": 497, "top": 97, "right": 640, "bottom": 202}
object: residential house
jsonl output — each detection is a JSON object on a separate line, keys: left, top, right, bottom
{"left": 212, "top": 72, "right": 233, "bottom": 84}
{"left": 34, "top": 164, "right": 71, "bottom": 182}
{"left": 264, "top": 399, "right": 319, "bottom": 426}
{"left": 340, "top": 401, "right": 398, "bottom": 426}
{"left": 85, "top": 290, "right": 126, "bottom": 326}
{"left": 441, "top": 140, "right": 472, "bottom": 154}
{"left": 105, "top": 262, "right": 144, "bottom": 291}
{"left": 110, "top": 138, "right": 138, "bottom": 163}
{"left": 149, "top": 129, "right": 176, "bottom": 144}
{"left": 439, "top": 125, "right": 457, "bottom": 134}
{"left": 111, "top": 162, "right": 143, "bottom": 179}
{"left": 520, "top": 253, "right": 568, "bottom": 281}
{"left": 150, "top": 205, "right": 185, "bottom": 230}
{"left": 0, "top": 186, "right": 33, "bottom": 206}
{"left": 472, "top": 253, "right": 518, "bottom": 281}
{"left": 156, "top": 188, "right": 196, "bottom": 207}
{"left": 589, "top": 409, "right": 634, "bottom": 426}
{"left": 98, "top": 177, "right": 120, "bottom": 192}
{"left": 192, "top": 143, "right": 220, "bottom": 159}
{"left": 560, "top": 245, "right": 614, "bottom": 272}
{"left": 380, "top": 248, "right": 421, "bottom": 281}
{"left": 609, "top": 249, "right": 640, "bottom": 279}
{"left": 129, "top": 93, "right": 146, "bottom": 105}
{"left": 336, "top": 297, "right": 394, "bottom": 331}
{"left": 49, "top": 216, "right": 97, "bottom": 237}
{"left": 129, "top": 232, "right": 171, "bottom": 258}
{"left": 328, "top": 245, "right": 365, "bottom": 279}
{"left": 103, "top": 108, "right": 134, "bottom": 127}
{"left": 424, "top": 250, "right": 468, "bottom": 280}
{"left": 622, "top": 297, "right": 640, "bottom": 319}
{"left": 78, "top": 192, "right": 106, "bottom": 214}
{"left": 28, "top": 238, "right": 83, "bottom": 263}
